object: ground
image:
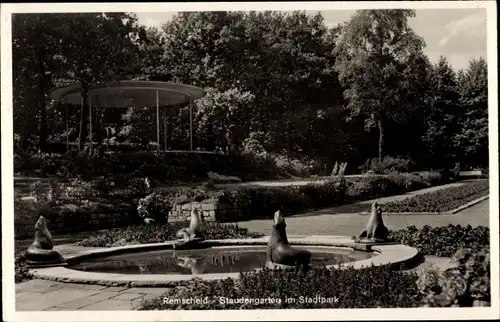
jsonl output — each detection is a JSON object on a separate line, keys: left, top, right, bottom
{"left": 13, "top": 180, "right": 490, "bottom": 311}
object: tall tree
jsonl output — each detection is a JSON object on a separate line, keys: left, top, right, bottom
{"left": 455, "top": 57, "right": 488, "bottom": 168}
{"left": 334, "top": 9, "right": 427, "bottom": 162}
{"left": 422, "top": 56, "right": 460, "bottom": 168}
{"left": 12, "top": 14, "right": 67, "bottom": 151}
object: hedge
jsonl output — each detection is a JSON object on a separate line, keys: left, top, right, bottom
{"left": 77, "top": 222, "right": 264, "bottom": 247}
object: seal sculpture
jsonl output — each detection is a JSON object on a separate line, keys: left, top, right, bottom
{"left": 25, "top": 216, "right": 66, "bottom": 267}
{"left": 266, "top": 210, "right": 311, "bottom": 268}
{"left": 355, "top": 202, "right": 389, "bottom": 243}
{"left": 175, "top": 207, "right": 204, "bottom": 245}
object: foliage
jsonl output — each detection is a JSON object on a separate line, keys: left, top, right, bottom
{"left": 389, "top": 225, "right": 489, "bottom": 257}
{"left": 138, "top": 265, "right": 421, "bottom": 309}
{"left": 15, "top": 253, "right": 33, "bottom": 283}
{"left": 360, "top": 156, "right": 415, "bottom": 174}
{"left": 383, "top": 180, "right": 489, "bottom": 213}
{"left": 77, "top": 222, "right": 264, "bottom": 247}
{"left": 137, "top": 192, "right": 172, "bottom": 224}
{"left": 12, "top": 10, "right": 488, "bottom": 177}
{"left": 417, "top": 247, "right": 490, "bottom": 307}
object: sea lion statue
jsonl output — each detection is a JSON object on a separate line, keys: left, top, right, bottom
{"left": 25, "top": 216, "right": 66, "bottom": 267}
{"left": 266, "top": 210, "right": 311, "bottom": 268}
{"left": 354, "top": 202, "right": 389, "bottom": 243}
{"left": 175, "top": 207, "right": 204, "bottom": 243}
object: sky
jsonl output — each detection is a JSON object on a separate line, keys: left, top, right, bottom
{"left": 135, "top": 8, "right": 487, "bottom": 71}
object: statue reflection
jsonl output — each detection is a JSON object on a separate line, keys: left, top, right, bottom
{"left": 172, "top": 251, "right": 205, "bottom": 275}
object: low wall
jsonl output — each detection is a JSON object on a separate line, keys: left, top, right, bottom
{"left": 169, "top": 198, "right": 240, "bottom": 223}
{"left": 15, "top": 208, "right": 138, "bottom": 240}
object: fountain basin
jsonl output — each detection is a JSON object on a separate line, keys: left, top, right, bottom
{"left": 29, "top": 236, "right": 420, "bottom": 287}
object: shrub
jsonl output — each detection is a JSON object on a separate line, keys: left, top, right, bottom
{"left": 383, "top": 181, "right": 489, "bottom": 213}
{"left": 360, "top": 156, "right": 414, "bottom": 174}
{"left": 418, "top": 171, "right": 444, "bottom": 186}
{"left": 137, "top": 192, "right": 172, "bottom": 224}
{"left": 77, "top": 222, "right": 264, "bottom": 247}
{"left": 15, "top": 253, "right": 32, "bottom": 283}
{"left": 417, "top": 247, "right": 490, "bottom": 307}
{"left": 138, "top": 265, "right": 421, "bottom": 310}
{"left": 389, "top": 225, "right": 489, "bottom": 257}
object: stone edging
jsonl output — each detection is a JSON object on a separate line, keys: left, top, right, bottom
{"left": 29, "top": 236, "right": 419, "bottom": 287}
{"left": 358, "top": 195, "right": 489, "bottom": 216}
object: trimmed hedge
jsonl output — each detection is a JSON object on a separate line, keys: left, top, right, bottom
{"left": 139, "top": 265, "right": 422, "bottom": 309}
{"left": 383, "top": 180, "right": 489, "bottom": 213}
{"left": 389, "top": 225, "right": 489, "bottom": 257}
{"left": 77, "top": 222, "right": 264, "bottom": 247}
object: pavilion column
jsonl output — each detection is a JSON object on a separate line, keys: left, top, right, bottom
{"left": 156, "top": 89, "right": 160, "bottom": 152}
{"left": 164, "top": 107, "right": 167, "bottom": 150}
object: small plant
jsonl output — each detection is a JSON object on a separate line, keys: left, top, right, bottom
{"left": 331, "top": 162, "right": 339, "bottom": 177}
{"left": 30, "top": 180, "right": 43, "bottom": 203}
{"left": 417, "top": 247, "right": 490, "bottom": 307}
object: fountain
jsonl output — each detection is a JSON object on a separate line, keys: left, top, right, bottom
{"left": 28, "top": 204, "right": 420, "bottom": 286}
{"left": 24, "top": 216, "right": 66, "bottom": 268}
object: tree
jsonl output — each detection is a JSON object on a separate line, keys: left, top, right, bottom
{"left": 454, "top": 57, "right": 488, "bottom": 168}
{"left": 56, "top": 12, "right": 145, "bottom": 151}
{"left": 12, "top": 14, "right": 67, "bottom": 151}
{"left": 422, "top": 56, "right": 461, "bottom": 168}
{"left": 194, "top": 87, "right": 255, "bottom": 154}
{"left": 334, "top": 9, "right": 427, "bottom": 162}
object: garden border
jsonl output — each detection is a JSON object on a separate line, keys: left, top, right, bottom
{"left": 358, "top": 195, "right": 489, "bottom": 216}
{"left": 28, "top": 236, "right": 420, "bottom": 287}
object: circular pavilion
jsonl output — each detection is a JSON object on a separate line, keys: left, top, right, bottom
{"left": 48, "top": 80, "right": 206, "bottom": 152}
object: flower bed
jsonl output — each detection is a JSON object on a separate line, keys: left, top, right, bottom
{"left": 389, "top": 225, "right": 489, "bottom": 257}
{"left": 77, "top": 222, "right": 264, "bottom": 247}
{"left": 382, "top": 180, "right": 489, "bottom": 213}
{"left": 139, "top": 265, "right": 422, "bottom": 309}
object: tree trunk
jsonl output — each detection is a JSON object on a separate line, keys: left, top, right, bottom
{"left": 378, "top": 116, "right": 384, "bottom": 163}
{"left": 78, "top": 81, "right": 89, "bottom": 152}
{"left": 38, "top": 92, "right": 47, "bottom": 152}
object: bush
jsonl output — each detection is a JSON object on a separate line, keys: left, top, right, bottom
{"left": 137, "top": 192, "right": 172, "bottom": 224}
{"left": 138, "top": 265, "right": 421, "bottom": 309}
{"left": 417, "top": 247, "right": 490, "bottom": 307}
{"left": 360, "top": 156, "right": 414, "bottom": 174}
{"left": 389, "top": 225, "right": 489, "bottom": 257}
{"left": 383, "top": 181, "right": 489, "bottom": 213}
{"left": 345, "top": 173, "right": 432, "bottom": 202}
{"left": 15, "top": 253, "right": 32, "bottom": 283}
{"left": 77, "top": 222, "right": 264, "bottom": 247}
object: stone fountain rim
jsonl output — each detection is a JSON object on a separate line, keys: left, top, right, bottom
{"left": 29, "top": 235, "right": 420, "bottom": 287}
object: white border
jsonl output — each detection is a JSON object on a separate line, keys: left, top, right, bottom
{"left": 2, "top": 1, "right": 498, "bottom": 321}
